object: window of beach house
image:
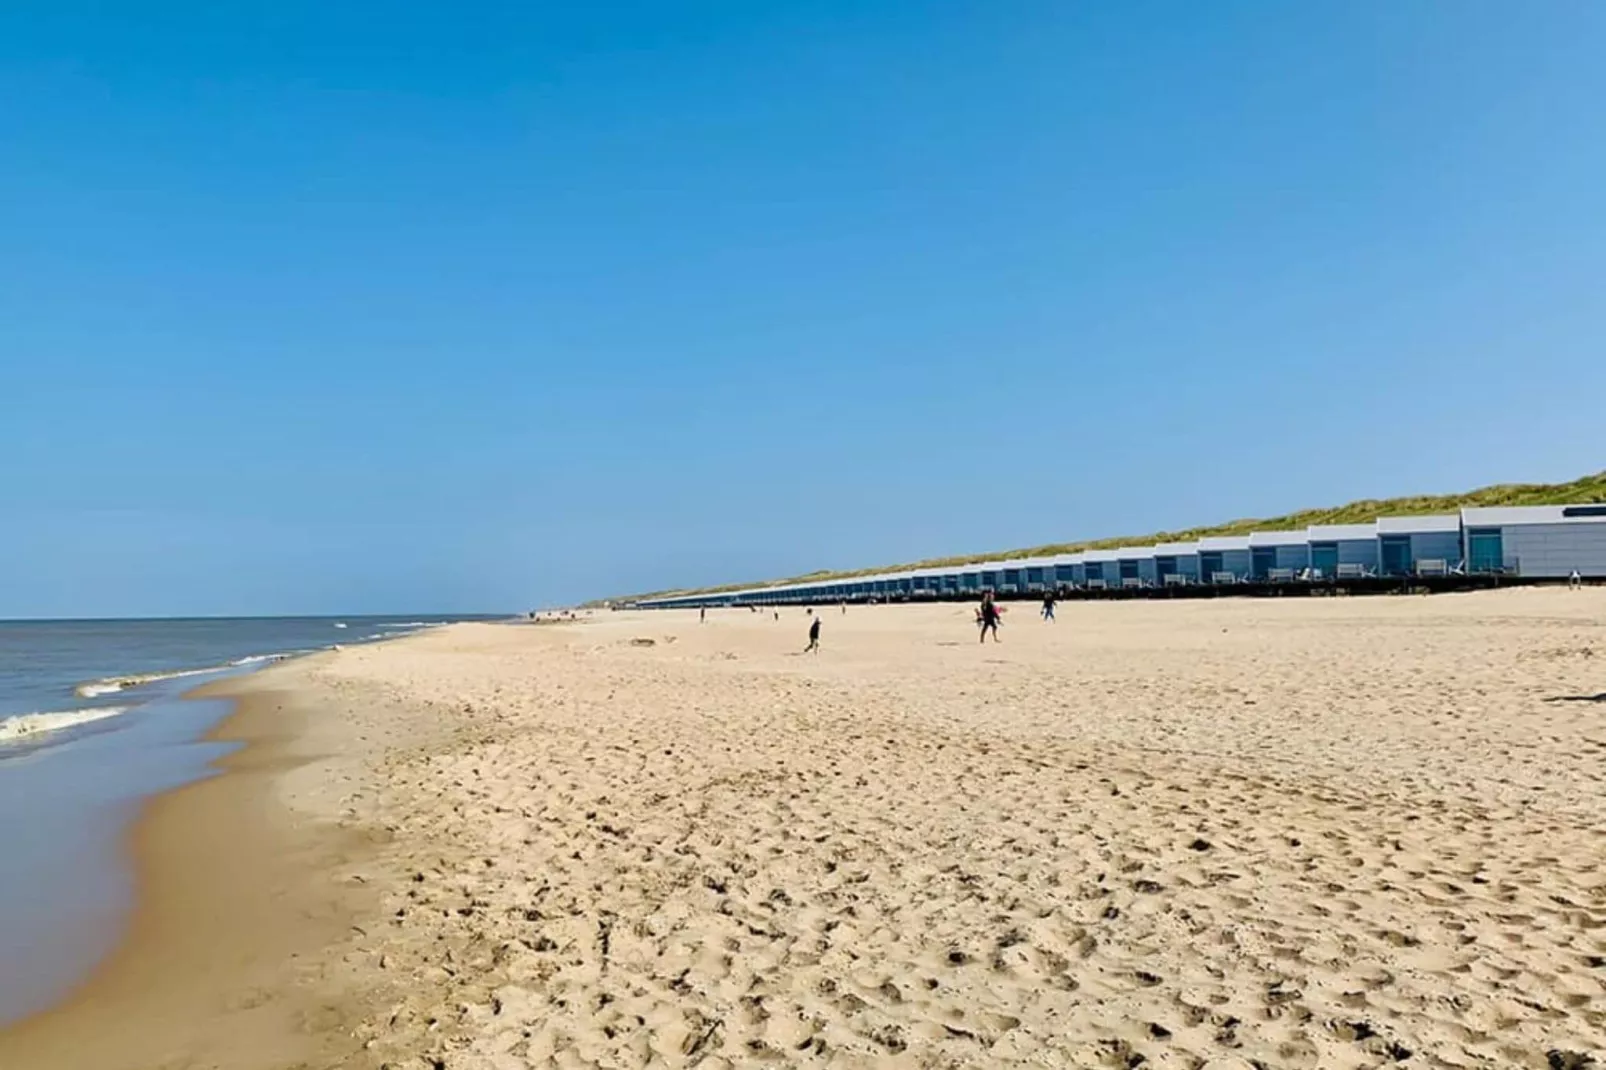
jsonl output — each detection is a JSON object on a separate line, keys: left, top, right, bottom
{"left": 1118, "top": 559, "right": 1139, "bottom": 581}
{"left": 1056, "top": 564, "right": 1077, "bottom": 585}
{"left": 1155, "top": 556, "right": 1177, "bottom": 580}
{"left": 1310, "top": 542, "right": 1338, "bottom": 576}
{"left": 1199, "top": 551, "right": 1224, "bottom": 577}
{"left": 1250, "top": 547, "right": 1276, "bottom": 579}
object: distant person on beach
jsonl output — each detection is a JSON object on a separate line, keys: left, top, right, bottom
{"left": 700, "top": 607, "right": 706, "bottom": 623}
{"left": 1041, "top": 591, "right": 1056, "bottom": 621}
{"left": 805, "top": 617, "right": 821, "bottom": 654}
{"left": 978, "top": 592, "right": 1002, "bottom": 643}
{"left": 1570, "top": 569, "right": 1584, "bottom": 590}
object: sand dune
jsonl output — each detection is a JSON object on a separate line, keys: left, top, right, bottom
{"left": 13, "top": 588, "right": 1604, "bottom": 1068}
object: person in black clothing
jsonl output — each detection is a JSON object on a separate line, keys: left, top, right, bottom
{"left": 1041, "top": 591, "right": 1056, "bottom": 621}
{"left": 805, "top": 616, "right": 822, "bottom": 654}
{"left": 978, "top": 592, "right": 1002, "bottom": 643}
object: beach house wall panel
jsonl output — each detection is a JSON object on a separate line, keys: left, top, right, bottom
{"left": 1336, "top": 539, "right": 1379, "bottom": 568}
{"left": 1409, "top": 532, "right": 1463, "bottom": 565}
{"left": 1500, "top": 524, "right": 1606, "bottom": 577}
{"left": 1274, "top": 545, "right": 1311, "bottom": 570}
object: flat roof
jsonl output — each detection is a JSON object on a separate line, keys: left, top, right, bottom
{"left": 1462, "top": 504, "right": 1606, "bottom": 526}
{"left": 1197, "top": 535, "right": 1252, "bottom": 551}
{"left": 1307, "top": 523, "right": 1377, "bottom": 540}
{"left": 1248, "top": 530, "right": 1310, "bottom": 547}
{"left": 1376, "top": 515, "right": 1460, "bottom": 534}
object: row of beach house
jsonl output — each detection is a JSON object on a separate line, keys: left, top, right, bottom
{"left": 637, "top": 504, "right": 1606, "bottom": 609}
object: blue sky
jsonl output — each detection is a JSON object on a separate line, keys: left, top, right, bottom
{"left": 3, "top": 2, "right": 1604, "bottom": 616}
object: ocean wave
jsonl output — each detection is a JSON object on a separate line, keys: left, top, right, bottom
{"left": 377, "top": 621, "right": 438, "bottom": 630}
{"left": 228, "top": 653, "right": 293, "bottom": 667}
{"left": 0, "top": 706, "right": 131, "bottom": 744}
{"left": 73, "top": 651, "right": 297, "bottom": 698}
{"left": 74, "top": 666, "right": 221, "bottom": 698}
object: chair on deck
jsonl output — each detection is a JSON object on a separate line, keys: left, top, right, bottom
{"left": 1414, "top": 559, "right": 1449, "bottom": 578}
{"left": 1267, "top": 568, "right": 1295, "bottom": 583}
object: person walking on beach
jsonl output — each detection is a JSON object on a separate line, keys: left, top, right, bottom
{"left": 1041, "top": 591, "right": 1056, "bottom": 621}
{"left": 805, "top": 616, "right": 822, "bottom": 654}
{"left": 700, "top": 606, "right": 706, "bottom": 623}
{"left": 978, "top": 592, "right": 1002, "bottom": 643}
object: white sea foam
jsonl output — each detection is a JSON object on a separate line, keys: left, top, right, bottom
{"left": 228, "top": 653, "right": 292, "bottom": 667}
{"left": 0, "top": 706, "right": 131, "bottom": 744}
{"left": 71, "top": 646, "right": 320, "bottom": 701}
{"left": 72, "top": 665, "right": 223, "bottom": 699}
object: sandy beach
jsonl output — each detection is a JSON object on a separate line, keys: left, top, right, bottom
{"left": 5, "top": 589, "right": 1604, "bottom": 1068}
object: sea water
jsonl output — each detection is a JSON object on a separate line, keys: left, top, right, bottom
{"left": 0, "top": 616, "right": 491, "bottom": 1027}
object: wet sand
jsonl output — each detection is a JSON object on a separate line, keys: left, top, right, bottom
{"left": 5, "top": 590, "right": 1605, "bottom": 1068}
{"left": 0, "top": 683, "right": 391, "bottom": 1069}
{"left": 0, "top": 690, "right": 234, "bottom": 1028}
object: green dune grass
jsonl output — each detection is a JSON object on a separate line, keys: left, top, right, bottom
{"left": 596, "top": 471, "right": 1606, "bottom": 605}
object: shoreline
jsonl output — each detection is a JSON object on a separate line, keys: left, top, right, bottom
{"left": 0, "top": 671, "right": 381, "bottom": 1069}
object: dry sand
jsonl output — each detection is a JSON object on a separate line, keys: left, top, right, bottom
{"left": 5, "top": 589, "right": 1605, "bottom": 1069}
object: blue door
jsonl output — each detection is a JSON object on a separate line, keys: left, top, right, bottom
{"left": 1467, "top": 529, "right": 1504, "bottom": 573}
{"left": 1310, "top": 542, "right": 1338, "bottom": 577}
{"left": 1250, "top": 547, "right": 1277, "bottom": 580}
{"left": 1380, "top": 536, "right": 1412, "bottom": 576}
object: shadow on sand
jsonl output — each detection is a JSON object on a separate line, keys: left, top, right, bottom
{"left": 1545, "top": 693, "right": 1606, "bottom": 704}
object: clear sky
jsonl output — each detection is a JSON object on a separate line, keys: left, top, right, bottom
{"left": 4, "top": 2, "right": 1604, "bottom": 617}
